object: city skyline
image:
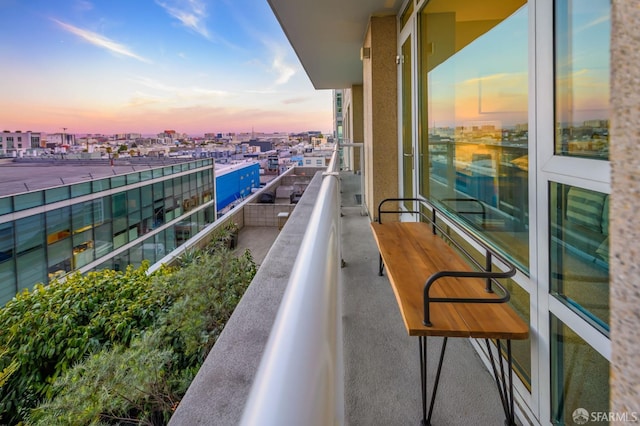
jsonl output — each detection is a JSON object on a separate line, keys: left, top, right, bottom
{"left": 0, "top": 0, "right": 333, "bottom": 136}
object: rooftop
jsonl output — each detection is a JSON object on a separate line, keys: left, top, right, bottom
{"left": 0, "top": 157, "right": 202, "bottom": 197}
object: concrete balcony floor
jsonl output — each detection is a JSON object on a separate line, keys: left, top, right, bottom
{"left": 171, "top": 172, "right": 513, "bottom": 425}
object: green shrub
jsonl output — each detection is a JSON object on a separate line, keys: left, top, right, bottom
{"left": 153, "top": 248, "right": 256, "bottom": 367}
{"left": 0, "top": 263, "right": 171, "bottom": 423}
{"left": 13, "top": 245, "right": 256, "bottom": 424}
{"left": 1, "top": 243, "right": 256, "bottom": 424}
{"left": 27, "top": 332, "right": 184, "bottom": 426}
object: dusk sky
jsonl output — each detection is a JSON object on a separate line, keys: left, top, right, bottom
{"left": 0, "top": 0, "right": 333, "bottom": 136}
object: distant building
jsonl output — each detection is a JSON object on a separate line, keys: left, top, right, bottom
{"left": 0, "top": 131, "right": 43, "bottom": 157}
{"left": 0, "top": 158, "right": 216, "bottom": 304}
{"left": 215, "top": 162, "right": 260, "bottom": 213}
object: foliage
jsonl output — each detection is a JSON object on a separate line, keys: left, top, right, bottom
{"left": 1, "top": 242, "right": 257, "bottom": 424}
{"left": 0, "top": 264, "right": 171, "bottom": 424}
{"left": 0, "top": 347, "right": 18, "bottom": 389}
{"left": 154, "top": 248, "right": 256, "bottom": 366}
{"left": 27, "top": 332, "right": 184, "bottom": 426}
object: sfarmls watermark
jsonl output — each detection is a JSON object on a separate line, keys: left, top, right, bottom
{"left": 572, "top": 408, "right": 639, "bottom": 424}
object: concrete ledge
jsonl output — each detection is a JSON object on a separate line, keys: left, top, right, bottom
{"left": 169, "top": 171, "right": 324, "bottom": 425}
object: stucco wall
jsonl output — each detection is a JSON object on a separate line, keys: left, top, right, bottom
{"left": 610, "top": 0, "right": 640, "bottom": 415}
{"left": 362, "top": 16, "right": 398, "bottom": 220}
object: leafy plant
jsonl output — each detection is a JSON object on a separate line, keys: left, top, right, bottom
{"left": 0, "top": 347, "right": 18, "bottom": 389}
{"left": 8, "top": 243, "right": 257, "bottom": 424}
{"left": 0, "top": 263, "right": 171, "bottom": 423}
{"left": 27, "top": 332, "right": 183, "bottom": 426}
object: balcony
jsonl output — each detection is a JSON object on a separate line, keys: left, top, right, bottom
{"left": 169, "top": 153, "right": 518, "bottom": 425}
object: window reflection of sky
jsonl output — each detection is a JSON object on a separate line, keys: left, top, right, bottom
{"left": 556, "top": 0, "right": 610, "bottom": 125}
{"left": 427, "top": 6, "right": 528, "bottom": 128}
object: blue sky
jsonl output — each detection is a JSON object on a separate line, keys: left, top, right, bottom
{"left": 0, "top": 0, "right": 333, "bottom": 135}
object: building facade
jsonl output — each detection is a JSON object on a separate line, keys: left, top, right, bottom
{"left": 0, "top": 131, "right": 42, "bottom": 157}
{"left": 269, "top": 0, "right": 638, "bottom": 424}
{"left": 215, "top": 162, "right": 261, "bottom": 213}
{"left": 0, "top": 159, "right": 215, "bottom": 305}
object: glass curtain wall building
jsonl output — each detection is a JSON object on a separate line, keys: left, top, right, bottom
{"left": 0, "top": 159, "right": 215, "bottom": 305}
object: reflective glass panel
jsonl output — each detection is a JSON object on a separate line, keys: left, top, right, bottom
{"left": 14, "top": 191, "right": 43, "bottom": 211}
{"left": 0, "top": 223, "right": 14, "bottom": 263}
{"left": 17, "top": 248, "right": 46, "bottom": 290}
{"left": 0, "top": 197, "right": 11, "bottom": 215}
{"left": 550, "top": 183, "right": 609, "bottom": 332}
{"left": 555, "top": 0, "right": 610, "bottom": 159}
{"left": 0, "top": 259, "right": 15, "bottom": 305}
{"left": 16, "top": 214, "right": 44, "bottom": 255}
{"left": 92, "top": 178, "right": 110, "bottom": 192}
{"left": 46, "top": 207, "right": 71, "bottom": 244}
{"left": 419, "top": 0, "right": 529, "bottom": 269}
{"left": 45, "top": 186, "right": 70, "bottom": 204}
{"left": 551, "top": 315, "right": 609, "bottom": 425}
{"left": 70, "top": 182, "right": 91, "bottom": 198}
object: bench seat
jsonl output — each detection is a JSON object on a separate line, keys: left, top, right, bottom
{"left": 370, "top": 221, "right": 528, "bottom": 340}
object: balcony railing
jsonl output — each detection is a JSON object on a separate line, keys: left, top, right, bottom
{"left": 240, "top": 148, "right": 344, "bottom": 426}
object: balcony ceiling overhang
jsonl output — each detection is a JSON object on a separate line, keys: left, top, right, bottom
{"left": 267, "top": 0, "right": 401, "bottom": 90}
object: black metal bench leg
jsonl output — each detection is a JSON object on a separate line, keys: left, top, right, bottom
{"left": 378, "top": 253, "right": 384, "bottom": 276}
{"left": 419, "top": 337, "right": 427, "bottom": 425}
{"left": 419, "top": 336, "right": 448, "bottom": 426}
{"left": 485, "top": 339, "right": 517, "bottom": 426}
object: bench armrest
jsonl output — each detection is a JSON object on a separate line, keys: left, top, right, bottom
{"left": 422, "top": 267, "right": 516, "bottom": 327}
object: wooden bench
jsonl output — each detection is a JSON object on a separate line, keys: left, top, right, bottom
{"left": 370, "top": 198, "right": 529, "bottom": 425}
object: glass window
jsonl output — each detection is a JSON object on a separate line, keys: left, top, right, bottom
{"left": 112, "top": 193, "right": 128, "bottom": 235}
{"left": 111, "top": 175, "right": 126, "bottom": 188}
{"left": 73, "top": 229, "right": 94, "bottom": 269}
{"left": 401, "top": 0, "right": 414, "bottom": 29}
{"left": 45, "top": 186, "right": 70, "bottom": 204}
{"left": 113, "top": 252, "right": 129, "bottom": 272}
{"left": 0, "top": 197, "right": 11, "bottom": 215}
{"left": 0, "top": 259, "right": 16, "bottom": 305}
{"left": 92, "top": 178, "right": 110, "bottom": 192}
{"left": 555, "top": 0, "right": 610, "bottom": 159}
{"left": 141, "top": 186, "right": 153, "bottom": 207}
{"left": 16, "top": 214, "right": 44, "bottom": 255}
{"left": 550, "top": 183, "right": 609, "bottom": 332}
{"left": 46, "top": 207, "right": 71, "bottom": 244}
{"left": 17, "top": 248, "right": 46, "bottom": 291}
{"left": 127, "top": 172, "right": 140, "bottom": 185}
{"left": 70, "top": 182, "right": 91, "bottom": 198}
{"left": 0, "top": 223, "right": 14, "bottom": 263}
{"left": 0, "top": 223, "right": 15, "bottom": 300}
{"left": 128, "top": 244, "right": 144, "bottom": 268}
{"left": 14, "top": 191, "right": 43, "bottom": 211}
{"left": 419, "top": 0, "right": 529, "bottom": 269}
{"left": 551, "top": 315, "right": 609, "bottom": 425}
{"left": 48, "top": 238, "right": 72, "bottom": 280}
{"left": 153, "top": 182, "right": 164, "bottom": 202}
{"left": 92, "top": 199, "right": 107, "bottom": 226}
{"left": 72, "top": 202, "right": 93, "bottom": 233}
{"left": 127, "top": 188, "right": 141, "bottom": 212}
{"left": 94, "top": 222, "right": 113, "bottom": 259}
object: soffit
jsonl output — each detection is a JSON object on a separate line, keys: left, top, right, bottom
{"left": 267, "top": 0, "right": 401, "bottom": 90}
